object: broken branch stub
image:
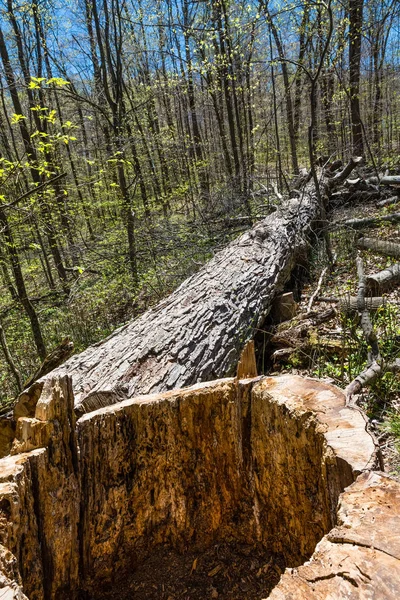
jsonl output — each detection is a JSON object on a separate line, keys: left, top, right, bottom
{"left": 330, "top": 156, "right": 363, "bottom": 185}
{"left": 346, "top": 359, "right": 400, "bottom": 402}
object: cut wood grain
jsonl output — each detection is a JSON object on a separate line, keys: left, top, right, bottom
{"left": 236, "top": 340, "right": 257, "bottom": 379}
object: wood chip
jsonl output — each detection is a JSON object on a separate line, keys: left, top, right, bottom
{"left": 191, "top": 558, "right": 198, "bottom": 574}
{"left": 208, "top": 565, "right": 223, "bottom": 577}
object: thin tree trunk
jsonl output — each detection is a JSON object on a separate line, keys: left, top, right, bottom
{"left": 0, "top": 208, "right": 46, "bottom": 360}
{"left": 0, "top": 320, "right": 22, "bottom": 391}
{"left": 349, "top": 0, "right": 364, "bottom": 156}
{"left": 294, "top": 6, "right": 309, "bottom": 142}
{"left": 263, "top": 2, "right": 299, "bottom": 175}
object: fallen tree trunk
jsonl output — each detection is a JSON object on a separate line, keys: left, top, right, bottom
{"left": 318, "top": 296, "right": 384, "bottom": 313}
{"left": 357, "top": 237, "right": 400, "bottom": 258}
{"left": 335, "top": 212, "right": 400, "bottom": 230}
{"left": 381, "top": 175, "right": 400, "bottom": 187}
{"left": 366, "top": 264, "right": 400, "bottom": 295}
{"left": 376, "top": 195, "right": 399, "bottom": 208}
{"left": 340, "top": 295, "right": 384, "bottom": 314}
{"left": 14, "top": 161, "right": 360, "bottom": 418}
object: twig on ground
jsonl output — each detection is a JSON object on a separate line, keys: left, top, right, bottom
{"left": 307, "top": 266, "right": 328, "bottom": 314}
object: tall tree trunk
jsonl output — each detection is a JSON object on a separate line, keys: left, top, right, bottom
{"left": 183, "top": 0, "right": 210, "bottom": 202}
{"left": 213, "top": 0, "right": 242, "bottom": 190}
{"left": 294, "top": 6, "right": 309, "bottom": 143}
{"left": 349, "top": 0, "right": 364, "bottom": 156}
{"left": 89, "top": 0, "right": 138, "bottom": 282}
{"left": 262, "top": 2, "right": 299, "bottom": 175}
{"left": 0, "top": 208, "right": 46, "bottom": 360}
{"left": 321, "top": 68, "right": 336, "bottom": 154}
{"left": 0, "top": 320, "right": 22, "bottom": 391}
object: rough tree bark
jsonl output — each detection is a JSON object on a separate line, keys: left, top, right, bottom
{"left": 16, "top": 162, "right": 360, "bottom": 417}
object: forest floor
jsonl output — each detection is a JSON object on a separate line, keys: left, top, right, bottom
{"left": 266, "top": 194, "right": 400, "bottom": 480}
{"left": 90, "top": 544, "right": 285, "bottom": 600}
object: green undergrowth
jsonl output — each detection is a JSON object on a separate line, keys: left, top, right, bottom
{"left": 383, "top": 412, "right": 400, "bottom": 444}
{"left": 278, "top": 221, "right": 400, "bottom": 424}
{"left": 0, "top": 196, "right": 255, "bottom": 404}
{"left": 313, "top": 304, "right": 400, "bottom": 405}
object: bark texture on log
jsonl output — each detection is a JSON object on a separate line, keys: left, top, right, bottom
{"left": 22, "top": 191, "right": 324, "bottom": 416}
{"left": 339, "top": 295, "right": 384, "bottom": 314}
{"left": 366, "top": 263, "right": 400, "bottom": 294}
{"left": 381, "top": 175, "right": 400, "bottom": 186}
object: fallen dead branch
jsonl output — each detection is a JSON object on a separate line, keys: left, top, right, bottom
{"left": 334, "top": 213, "right": 400, "bottom": 230}
{"left": 307, "top": 267, "right": 328, "bottom": 314}
{"left": 346, "top": 359, "right": 400, "bottom": 402}
{"left": 376, "top": 195, "right": 399, "bottom": 208}
{"left": 381, "top": 175, "right": 400, "bottom": 187}
{"left": 366, "top": 264, "right": 400, "bottom": 295}
{"left": 346, "top": 258, "right": 379, "bottom": 404}
{"left": 357, "top": 237, "right": 400, "bottom": 258}
{"left": 345, "top": 257, "right": 399, "bottom": 405}
{"left": 317, "top": 296, "right": 384, "bottom": 314}
{"left": 356, "top": 258, "right": 380, "bottom": 363}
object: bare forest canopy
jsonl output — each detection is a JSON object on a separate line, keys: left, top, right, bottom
{"left": 0, "top": 0, "right": 399, "bottom": 402}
